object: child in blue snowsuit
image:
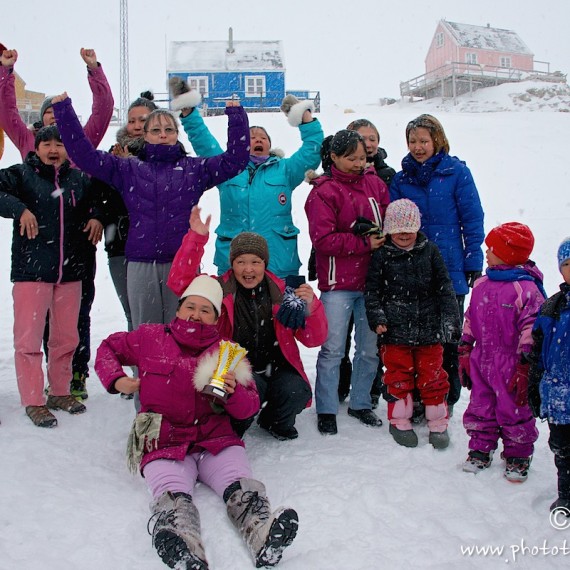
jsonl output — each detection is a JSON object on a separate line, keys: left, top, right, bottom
{"left": 529, "top": 237, "right": 570, "bottom": 514}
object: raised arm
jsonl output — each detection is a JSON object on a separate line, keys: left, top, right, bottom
{"left": 279, "top": 95, "right": 324, "bottom": 187}
{"left": 167, "top": 206, "right": 211, "bottom": 296}
{"left": 0, "top": 49, "right": 35, "bottom": 159}
{"left": 79, "top": 48, "right": 114, "bottom": 148}
{"left": 195, "top": 104, "right": 250, "bottom": 189}
{"left": 53, "top": 93, "right": 124, "bottom": 189}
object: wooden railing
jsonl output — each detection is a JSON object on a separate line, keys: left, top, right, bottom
{"left": 400, "top": 62, "right": 566, "bottom": 98}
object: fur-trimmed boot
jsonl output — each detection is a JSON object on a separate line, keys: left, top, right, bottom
{"left": 226, "top": 479, "right": 298, "bottom": 568}
{"left": 149, "top": 491, "right": 208, "bottom": 570}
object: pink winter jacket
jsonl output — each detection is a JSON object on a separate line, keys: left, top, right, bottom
{"left": 95, "top": 319, "right": 260, "bottom": 471}
{"left": 305, "top": 165, "right": 389, "bottom": 292}
{"left": 167, "top": 230, "right": 328, "bottom": 402}
{"left": 0, "top": 63, "right": 114, "bottom": 159}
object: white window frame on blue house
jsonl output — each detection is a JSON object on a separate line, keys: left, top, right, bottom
{"left": 245, "top": 76, "right": 266, "bottom": 97}
{"left": 500, "top": 56, "right": 512, "bottom": 68}
{"left": 465, "top": 53, "right": 478, "bottom": 65}
{"left": 188, "top": 76, "right": 209, "bottom": 97}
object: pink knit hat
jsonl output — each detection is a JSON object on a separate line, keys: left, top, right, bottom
{"left": 383, "top": 199, "right": 421, "bottom": 235}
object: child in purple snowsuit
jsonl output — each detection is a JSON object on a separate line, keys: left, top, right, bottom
{"left": 459, "top": 222, "right": 546, "bottom": 482}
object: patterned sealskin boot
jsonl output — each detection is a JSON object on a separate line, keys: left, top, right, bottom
{"left": 226, "top": 478, "right": 298, "bottom": 567}
{"left": 149, "top": 491, "right": 208, "bottom": 570}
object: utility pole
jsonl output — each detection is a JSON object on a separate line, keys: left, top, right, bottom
{"left": 119, "top": 0, "right": 129, "bottom": 124}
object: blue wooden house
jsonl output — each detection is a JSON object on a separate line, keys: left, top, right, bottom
{"left": 167, "top": 29, "right": 319, "bottom": 114}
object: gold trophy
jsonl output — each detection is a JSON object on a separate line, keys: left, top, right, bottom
{"left": 202, "top": 340, "right": 248, "bottom": 403}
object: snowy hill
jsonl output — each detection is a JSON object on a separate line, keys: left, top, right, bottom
{"left": 1, "top": 81, "right": 570, "bottom": 570}
{"left": 397, "top": 79, "right": 570, "bottom": 113}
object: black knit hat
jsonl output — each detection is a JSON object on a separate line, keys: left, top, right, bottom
{"left": 35, "top": 125, "right": 61, "bottom": 148}
{"left": 230, "top": 232, "right": 269, "bottom": 267}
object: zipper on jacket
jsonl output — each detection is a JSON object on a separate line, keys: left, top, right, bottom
{"left": 55, "top": 167, "right": 65, "bottom": 284}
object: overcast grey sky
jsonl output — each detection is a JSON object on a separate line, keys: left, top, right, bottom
{"left": 3, "top": 0, "right": 569, "bottom": 114}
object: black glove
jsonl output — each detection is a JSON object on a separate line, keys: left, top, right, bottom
{"left": 276, "top": 286, "right": 306, "bottom": 329}
{"left": 352, "top": 216, "right": 383, "bottom": 237}
{"left": 528, "top": 381, "right": 541, "bottom": 418}
{"left": 308, "top": 248, "right": 317, "bottom": 282}
{"left": 527, "top": 364, "right": 543, "bottom": 418}
{"left": 465, "top": 271, "right": 482, "bottom": 288}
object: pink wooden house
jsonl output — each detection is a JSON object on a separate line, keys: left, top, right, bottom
{"left": 400, "top": 20, "right": 564, "bottom": 100}
{"left": 426, "top": 20, "right": 533, "bottom": 75}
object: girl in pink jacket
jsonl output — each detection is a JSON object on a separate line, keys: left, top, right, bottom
{"left": 95, "top": 275, "right": 298, "bottom": 569}
{"left": 305, "top": 130, "right": 389, "bottom": 435}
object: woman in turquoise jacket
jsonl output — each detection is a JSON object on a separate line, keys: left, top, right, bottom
{"left": 173, "top": 89, "right": 323, "bottom": 278}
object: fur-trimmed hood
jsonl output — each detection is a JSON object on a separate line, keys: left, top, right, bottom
{"left": 192, "top": 346, "right": 253, "bottom": 392}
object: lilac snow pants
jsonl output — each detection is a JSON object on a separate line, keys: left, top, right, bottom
{"left": 142, "top": 446, "right": 252, "bottom": 499}
{"left": 463, "top": 349, "right": 538, "bottom": 458}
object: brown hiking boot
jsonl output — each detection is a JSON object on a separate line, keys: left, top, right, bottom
{"left": 46, "top": 395, "right": 86, "bottom": 415}
{"left": 26, "top": 405, "right": 58, "bottom": 428}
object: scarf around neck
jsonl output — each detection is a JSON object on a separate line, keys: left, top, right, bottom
{"left": 167, "top": 318, "right": 220, "bottom": 354}
{"left": 402, "top": 150, "right": 445, "bottom": 187}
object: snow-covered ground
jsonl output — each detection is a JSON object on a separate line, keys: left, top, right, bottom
{"left": 1, "top": 82, "right": 570, "bottom": 569}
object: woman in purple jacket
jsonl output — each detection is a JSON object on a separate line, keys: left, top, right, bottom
{"left": 95, "top": 276, "right": 299, "bottom": 569}
{"left": 53, "top": 92, "right": 250, "bottom": 329}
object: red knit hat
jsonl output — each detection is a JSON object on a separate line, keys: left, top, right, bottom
{"left": 485, "top": 222, "right": 534, "bottom": 266}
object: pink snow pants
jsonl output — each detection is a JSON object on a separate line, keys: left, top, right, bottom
{"left": 13, "top": 281, "right": 81, "bottom": 406}
{"left": 143, "top": 446, "right": 252, "bottom": 500}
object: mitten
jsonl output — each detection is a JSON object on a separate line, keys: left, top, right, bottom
{"left": 280, "top": 94, "right": 299, "bottom": 115}
{"left": 458, "top": 342, "right": 473, "bottom": 390}
{"left": 443, "top": 322, "right": 460, "bottom": 344}
{"left": 352, "top": 216, "right": 383, "bottom": 237}
{"left": 507, "top": 359, "right": 530, "bottom": 406}
{"left": 280, "top": 94, "right": 315, "bottom": 127}
{"left": 169, "top": 77, "right": 202, "bottom": 112}
{"left": 465, "top": 270, "right": 482, "bottom": 288}
{"left": 276, "top": 286, "right": 306, "bottom": 329}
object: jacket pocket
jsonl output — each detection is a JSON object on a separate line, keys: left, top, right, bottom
{"left": 141, "top": 358, "right": 175, "bottom": 379}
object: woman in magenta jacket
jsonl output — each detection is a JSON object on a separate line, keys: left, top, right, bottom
{"left": 95, "top": 276, "right": 298, "bottom": 569}
{"left": 305, "top": 130, "right": 390, "bottom": 435}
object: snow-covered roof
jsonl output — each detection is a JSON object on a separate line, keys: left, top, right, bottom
{"left": 441, "top": 20, "right": 533, "bottom": 55}
{"left": 168, "top": 40, "right": 285, "bottom": 72}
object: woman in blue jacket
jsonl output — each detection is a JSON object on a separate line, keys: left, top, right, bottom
{"left": 172, "top": 87, "right": 323, "bottom": 278}
{"left": 390, "top": 114, "right": 485, "bottom": 411}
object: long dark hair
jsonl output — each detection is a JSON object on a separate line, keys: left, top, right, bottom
{"left": 321, "top": 129, "right": 365, "bottom": 172}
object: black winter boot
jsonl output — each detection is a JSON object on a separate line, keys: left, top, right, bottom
{"left": 149, "top": 491, "right": 208, "bottom": 570}
{"left": 554, "top": 454, "right": 570, "bottom": 513}
{"left": 226, "top": 478, "right": 298, "bottom": 567}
